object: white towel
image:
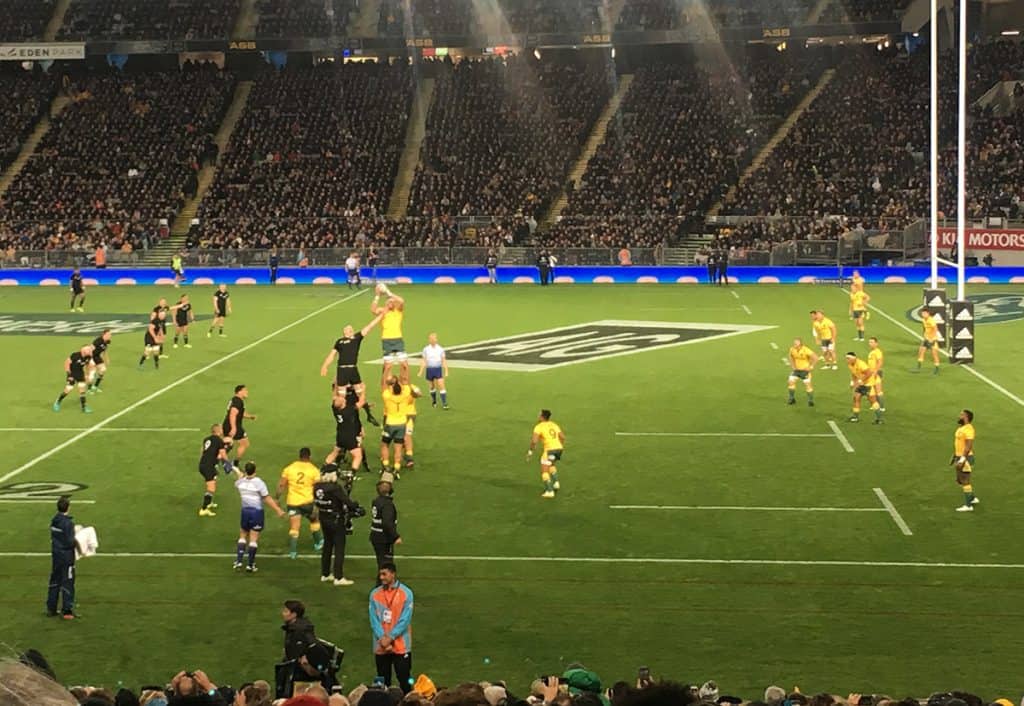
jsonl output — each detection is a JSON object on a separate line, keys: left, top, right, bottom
{"left": 74, "top": 525, "right": 98, "bottom": 559}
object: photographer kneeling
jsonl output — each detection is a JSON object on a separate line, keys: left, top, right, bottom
{"left": 313, "top": 464, "right": 365, "bottom": 586}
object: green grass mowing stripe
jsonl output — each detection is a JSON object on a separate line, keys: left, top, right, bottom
{"left": 0, "top": 289, "right": 367, "bottom": 484}
{"left": 845, "top": 288, "right": 1024, "bottom": 407}
{"left": 10, "top": 551, "right": 1024, "bottom": 569}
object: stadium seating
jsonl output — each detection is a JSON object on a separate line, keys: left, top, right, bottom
{"left": 0, "top": 69, "right": 56, "bottom": 171}
{"left": 0, "top": 66, "right": 235, "bottom": 250}
{"left": 255, "top": 0, "right": 353, "bottom": 38}
{"left": 616, "top": 0, "right": 682, "bottom": 31}
{"left": 59, "top": 0, "right": 241, "bottom": 39}
{"left": 197, "top": 62, "right": 413, "bottom": 250}
{"left": 408, "top": 55, "right": 611, "bottom": 221}
{"left": 0, "top": 0, "right": 56, "bottom": 40}
{"left": 378, "top": 0, "right": 474, "bottom": 36}
{"left": 722, "top": 49, "right": 928, "bottom": 232}
{"left": 492, "top": 0, "right": 606, "bottom": 34}
{"left": 817, "top": 0, "right": 908, "bottom": 24}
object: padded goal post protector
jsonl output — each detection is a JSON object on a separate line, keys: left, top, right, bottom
{"left": 949, "top": 300, "right": 975, "bottom": 364}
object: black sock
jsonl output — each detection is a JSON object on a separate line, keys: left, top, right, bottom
{"left": 159, "top": 344, "right": 164, "bottom": 354}
{"left": 79, "top": 297, "right": 85, "bottom": 307}
{"left": 57, "top": 391, "right": 68, "bottom": 403}
{"left": 154, "top": 356, "right": 159, "bottom": 369}
{"left": 208, "top": 326, "right": 214, "bottom": 333}
{"left": 219, "top": 327, "right": 223, "bottom": 334}
{"left": 184, "top": 335, "right": 189, "bottom": 344}
{"left": 79, "top": 395, "right": 86, "bottom": 409}
{"left": 138, "top": 355, "right": 146, "bottom": 366}
{"left": 202, "top": 493, "right": 213, "bottom": 509}
{"left": 94, "top": 375, "right": 103, "bottom": 388}
{"left": 173, "top": 335, "right": 179, "bottom": 344}
{"left": 70, "top": 296, "right": 76, "bottom": 308}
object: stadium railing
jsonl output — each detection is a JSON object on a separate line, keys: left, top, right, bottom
{"left": 0, "top": 247, "right": 661, "bottom": 269}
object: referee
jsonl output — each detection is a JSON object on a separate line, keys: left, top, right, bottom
{"left": 370, "top": 478, "right": 400, "bottom": 577}
{"left": 47, "top": 496, "right": 79, "bottom": 619}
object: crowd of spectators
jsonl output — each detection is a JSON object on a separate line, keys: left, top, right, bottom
{"left": 723, "top": 49, "right": 929, "bottom": 231}
{"left": 7, "top": 652, "right": 1020, "bottom": 706}
{"left": 700, "top": 0, "right": 816, "bottom": 28}
{"left": 0, "top": 64, "right": 234, "bottom": 251}
{"left": 560, "top": 62, "right": 761, "bottom": 221}
{"left": 967, "top": 40, "right": 1024, "bottom": 100}
{"left": 408, "top": 55, "right": 611, "bottom": 221}
{"left": 0, "top": 69, "right": 56, "bottom": 171}
{"left": 817, "top": 0, "right": 907, "bottom": 24}
{"left": 58, "top": 0, "right": 241, "bottom": 40}
{"left": 197, "top": 62, "right": 412, "bottom": 250}
{"left": 616, "top": 0, "right": 682, "bottom": 31}
{"left": 0, "top": 0, "right": 55, "bottom": 40}
{"left": 490, "top": 0, "right": 605, "bottom": 34}
{"left": 256, "top": 0, "right": 354, "bottom": 39}
{"left": 378, "top": 0, "right": 473, "bottom": 36}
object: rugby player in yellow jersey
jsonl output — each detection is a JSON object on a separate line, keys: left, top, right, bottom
{"left": 952, "top": 409, "right": 978, "bottom": 512}
{"left": 849, "top": 289, "right": 871, "bottom": 340}
{"left": 867, "top": 337, "right": 886, "bottom": 411}
{"left": 787, "top": 337, "right": 818, "bottom": 406}
{"left": 277, "top": 448, "right": 323, "bottom": 558}
{"left": 400, "top": 379, "right": 420, "bottom": 468}
{"left": 528, "top": 409, "right": 565, "bottom": 499}
{"left": 916, "top": 308, "right": 941, "bottom": 374}
{"left": 811, "top": 310, "right": 838, "bottom": 369}
{"left": 372, "top": 283, "right": 407, "bottom": 379}
{"left": 849, "top": 269, "right": 865, "bottom": 293}
{"left": 381, "top": 373, "right": 420, "bottom": 478}
{"left": 845, "top": 352, "right": 882, "bottom": 423}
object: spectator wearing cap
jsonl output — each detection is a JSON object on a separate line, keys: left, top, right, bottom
{"left": 369, "top": 562, "right": 414, "bottom": 693}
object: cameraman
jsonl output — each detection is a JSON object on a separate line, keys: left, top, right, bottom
{"left": 313, "top": 464, "right": 365, "bottom": 586}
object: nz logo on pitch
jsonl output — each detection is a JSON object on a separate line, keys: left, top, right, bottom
{"left": 432, "top": 320, "right": 775, "bottom": 372}
{"left": 906, "top": 293, "right": 1024, "bottom": 325}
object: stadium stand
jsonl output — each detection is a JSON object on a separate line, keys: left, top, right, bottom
{"left": 408, "top": 55, "right": 611, "bottom": 221}
{"left": 58, "top": 0, "right": 241, "bottom": 40}
{"left": 817, "top": 0, "right": 908, "bottom": 24}
{"left": 0, "top": 65, "right": 236, "bottom": 251}
{"left": 722, "top": 49, "right": 928, "bottom": 231}
{"left": 0, "top": 69, "right": 56, "bottom": 171}
{"left": 255, "top": 0, "right": 354, "bottom": 38}
{"left": 616, "top": 0, "right": 683, "bottom": 31}
{"left": 196, "top": 62, "right": 413, "bottom": 250}
{"left": 550, "top": 60, "right": 764, "bottom": 245}
{"left": 0, "top": 0, "right": 56, "bottom": 41}
{"left": 492, "top": 0, "right": 606, "bottom": 34}
{"left": 702, "top": 0, "right": 817, "bottom": 28}
{"left": 378, "top": 0, "right": 473, "bottom": 36}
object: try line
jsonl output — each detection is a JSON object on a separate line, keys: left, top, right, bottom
{"left": 0, "top": 289, "right": 368, "bottom": 485}
{"left": 1, "top": 551, "right": 1020, "bottom": 570}
{"left": 843, "top": 289, "right": 1024, "bottom": 408}
{"left": 610, "top": 505, "right": 885, "bottom": 512}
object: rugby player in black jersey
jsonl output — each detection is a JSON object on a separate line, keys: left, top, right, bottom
{"left": 209, "top": 284, "right": 231, "bottom": 337}
{"left": 87, "top": 329, "right": 112, "bottom": 394}
{"left": 197, "top": 424, "right": 234, "bottom": 517}
{"left": 137, "top": 312, "right": 164, "bottom": 370}
{"left": 224, "top": 384, "right": 256, "bottom": 462}
{"left": 54, "top": 344, "right": 94, "bottom": 413}
{"left": 69, "top": 268, "right": 86, "bottom": 312}
{"left": 319, "top": 312, "right": 383, "bottom": 426}
{"left": 172, "top": 294, "right": 194, "bottom": 349}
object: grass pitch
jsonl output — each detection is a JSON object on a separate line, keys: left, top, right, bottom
{"left": 1, "top": 282, "right": 1023, "bottom": 696}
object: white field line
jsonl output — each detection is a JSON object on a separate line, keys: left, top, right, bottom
{"left": 0, "top": 499, "right": 96, "bottom": 504}
{"left": 0, "top": 290, "right": 367, "bottom": 484}
{"left": 770, "top": 342, "right": 779, "bottom": 350}
{"left": 873, "top": 487, "right": 914, "bottom": 536}
{"left": 843, "top": 289, "right": 1024, "bottom": 407}
{"left": 6, "top": 551, "right": 1024, "bottom": 569}
{"left": 731, "top": 290, "right": 741, "bottom": 299}
{"left": 616, "top": 431, "right": 835, "bottom": 438}
{"left": 610, "top": 505, "right": 885, "bottom": 513}
{"left": 741, "top": 304, "right": 752, "bottom": 316}
{"left": 0, "top": 427, "right": 199, "bottom": 432}
{"left": 827, "top": 420, "right": 855, "bottom": 453}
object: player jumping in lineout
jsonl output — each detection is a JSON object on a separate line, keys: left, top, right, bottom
{"left": 320, "top": 312, "right": 383, "bottom": 426}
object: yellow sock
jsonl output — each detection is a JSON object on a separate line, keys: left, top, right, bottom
{"left": 309, "top": 521, "right": 321, "bottom": 533}
{"left": 288, "top": 529, "right": 299, "bottom": 539}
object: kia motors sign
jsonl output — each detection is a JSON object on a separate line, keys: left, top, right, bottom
{"left": 935, "top": 228, "right": 1024, "bottom": 251}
